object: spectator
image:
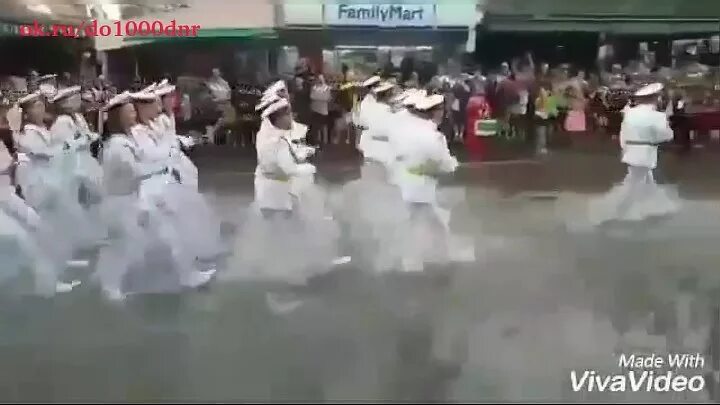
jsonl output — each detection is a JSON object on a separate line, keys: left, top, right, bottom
{"left": 79, "top": 50, "right": 98, "bottom": 85}
{"left": 235, "top": 80, "right": 262, "bottom": 148}
{"left": 452, "top": 75, "right": 472, "bottom": 142}
{"left": 564, "top": 86, "right": 587, "bottom": 137}
{"left": 27, "top": 70, "right": 39, "bottom": 92}
{"left": 292, "top": 62, "right": 312, "bottom": 126}
{"left": 465, "top": 79, "right": 493, "bottom": 160}
{"left": 206, "top": 67, "right": 235, "bottom": 145}
{"left": 404, "top": 71, "right": 419, "bottom": 89}
{"left": 59, "top": 72, "right": 73, "bottom": 89}
{"left": 534, "top": 83, "right": 559, "bottom": 155}
{"left": 335, "top": 64, "right": 357, "bottom": 146}
{"left": 310, "top": 74, "right": 332, "bottom": 145}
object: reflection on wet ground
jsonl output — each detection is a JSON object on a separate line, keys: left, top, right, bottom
{"left": 4, "top": 150, "right": 720, "bottom": 402}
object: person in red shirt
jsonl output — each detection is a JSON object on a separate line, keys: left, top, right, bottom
{"left": 464, "top": 79, "right": 493, "bottom": 160}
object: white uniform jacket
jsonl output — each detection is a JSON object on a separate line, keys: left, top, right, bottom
{"left": 254, "top": 124, "right": 316, "bottom": 211}
{"left": 394, "top": 118, "right": 459, "bottom": 204}
{"left": 619, "top": 104, "right": 674, "bottom": 169}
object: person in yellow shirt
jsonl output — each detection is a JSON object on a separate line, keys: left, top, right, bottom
{"left": 337, "top": 64, "right": 360, "bottom": 146}
{"left": 534, "top": 84, "right": 559, "bottom": 155}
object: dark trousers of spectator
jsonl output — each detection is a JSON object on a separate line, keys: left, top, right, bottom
{"left": 670, "top": 116, "right": 691, "bottom": 154}
{"left": 452, "top": 110, "right": 465, "bottom": 142}
{"left": 440, "top": 114, "right": 455, "bottom": 144}
{"left": 237, "top": 120, "right": 259, "bottom": 148}
{"left": 309, "top": 112, "right": 332, "bottom": 145}
{"left": 334, "top": 112, "right": 356, "bottom": 146}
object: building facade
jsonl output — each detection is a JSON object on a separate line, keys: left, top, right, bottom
{"left": 93, "top": 0, "right": 278, "bottom": 87}
{"left": 277, "top": 0, "right": 479, "bottom": 77}
{"left": 478, "top": 0, "right": 720, "bottom": 68}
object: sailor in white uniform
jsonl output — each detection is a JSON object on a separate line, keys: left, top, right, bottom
{"left": 335, "top": 82, "right": 410, "bottom": 272}
{"left": 15, "top": 91, "right": 98, "bottom": 272}
{"left": 0, "top": 130, "right": 76, "bottom": 296}
{"left": 49, "top": 85, "right": 104, "bottom": 202}
{"left": 388, "top": 89, "right": 426, "bottom": 184}
{"left": 153, "top": 80, "right": 199, "bottom": 190}
{"left": 150, "top": 82, "right": 226, "bottom": 266}
{"left": 355, "top": 75, "right": 381, "bottom": 150}
{"left": 48, "top": 85, "right": 107, "bottom": 248}
{"left": 234, "top": 97, "right": 351, "bottom": 283}
{"left": 357, "top": 81, "right": 397, "bottom": 170}
{"left": 395, "top": 94, "right": 459, "bottom": 272}
{"left": 588, "top": 82, "right": 679, "bottom": 225}
{"left": 96, "top": 92, "right": 153, "bottom": 300}
{"left": 129, "top": 87, "right": 216, "bottom": 292}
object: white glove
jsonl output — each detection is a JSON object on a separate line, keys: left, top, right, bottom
{"left": 297, "top": 146, "right": 315, "bottom": 161}
{"left": 296, "top": 163, "right": 316, "bottom": 176}
{"left": 15, "top": 153, "right": 30, "bottom": 164}
{"left": 86, "top": 130, "right": 100, "bottom": 142}
{"left": 178, "top": 135, "right": 195, "bottom": 148}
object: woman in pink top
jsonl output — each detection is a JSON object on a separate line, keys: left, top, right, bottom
{"left": 564, "top": 87, "right": 587, "bottom": 133}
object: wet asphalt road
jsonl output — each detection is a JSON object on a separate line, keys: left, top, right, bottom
{"left": 2, "top": 145, "right": 720, "bottom": 402}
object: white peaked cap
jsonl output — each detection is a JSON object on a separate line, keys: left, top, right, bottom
{"left": 261, "top": 98, "right": 290, "bottom": 119}
{"left": 391, "top": 90, "right": 411, "bottom": 104}
{"left": 141, "top": 82, "right": 158, "bottom": 93}
{"left": 155, "top": 83, "right": 176, "bottom": 97}
{"left": 263, "top": 80, "right": 286, "bottom": 96}
{"left": 414, "top": 94, "right": 445, "bottom": 111}
{"left": 402, "top": 89, "right": 426, "bottom": 107}
{"left": 102, "top": 91, "right": 132, "bottom": 112}
{"left": 634, "top": 82, "right": 664, "bottom": 97}
{"left": 256, "top": 93, "right": 280, "bottom": 111}
{"left": 50, "top": 85, "right": 81, "bottom": 103}
{"left": 18, "top": 91, "right": 41, "bottom": 105}
{"left": 38, "top": 74, "right": 57, "bottom": 81}
{"left": 129, "top": 89, "right": 158, "bottom": 102}
{"left": 362, "top": 76, "right": 381, "bottom": 88}
{"left": 372, "top": 81, "right": 395, "bottom": 94}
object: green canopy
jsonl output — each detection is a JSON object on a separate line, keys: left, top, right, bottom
{"left": 123, "top": 27, "right": 277, "bottom": 46}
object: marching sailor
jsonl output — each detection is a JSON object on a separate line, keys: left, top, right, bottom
{"left": 588, "top": 82, "right": 679, "bottom": 225}
{"left": 395, "top": 94, "right": 459, "bottom": 272}
{"left": 336, "top": 85, "right": 417, "bottom": 273}
{"left": 130, "top": 87, "right": 216, "bottom": 291}
{"left": 149, "top": 82, "right": 226, "bottom": 266}
{"left": 0, "top": 126, "right": 76, "bottom": 295}
{"left": 17, "top": 90, "right": 99, "bottom": 269}
{"left": 153, "top": 79, "right": 198, "bottom": 190}
{"left": 48, "top": 85, "right": 106, "bottom": 248}
{"left": 357, "top": 81, "right": 397, "bottom": 171}
{"left": 355, "top": 75, "right": 382, "bottom": 150}
{"left": 96, "top": 92, "right": 151, "bottom": 300}
{"left": 232, "top": 97, "right": 344, "bottom": 283}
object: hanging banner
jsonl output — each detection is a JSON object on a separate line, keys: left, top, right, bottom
{"left": 325, "top": 4, "right": 436, "bottom": 27}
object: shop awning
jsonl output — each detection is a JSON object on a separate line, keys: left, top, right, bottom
{"left": 123, "top": 27, "right": 277, "bottom": 45}
{"left": 483, "top": 15, "right": 720, "bottom": 35}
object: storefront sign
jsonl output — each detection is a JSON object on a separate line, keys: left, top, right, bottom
{"left": 325, "top": 4, "right": 435, "bottom": 27}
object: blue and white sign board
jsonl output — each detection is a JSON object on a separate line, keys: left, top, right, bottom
{"left": 325, "top": 4, "right": 436, "bottom": 27}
